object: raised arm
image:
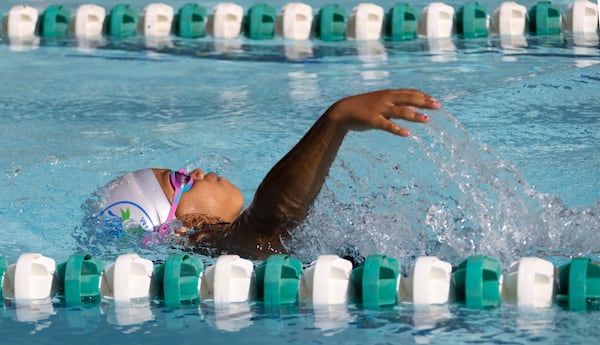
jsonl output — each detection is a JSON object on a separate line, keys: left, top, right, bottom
{"left": 197, "top": 89, "right": 441, "bottom": 257}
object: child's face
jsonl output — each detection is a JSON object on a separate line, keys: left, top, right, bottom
{"left": 156, "top": 168, "right": 244, "bottom": 222}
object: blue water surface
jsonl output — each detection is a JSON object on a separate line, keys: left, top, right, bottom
{"left": 0, "top": 0, "right": 599, "bottom": 344}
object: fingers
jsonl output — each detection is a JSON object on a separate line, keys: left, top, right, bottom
{"left": 379, "top": 119, "right": 411, "bottom": 137}
{"left": 376, "top": 89, "right": 439, "bottom": 136}
{"left": 387, "top": 89, "right": 441, "bottom": 110}
{"left": 383, "top": 105, "right": 431, "bottom": 123}
{"left": 333, "top": 88, "right": 440, "bottom": 136}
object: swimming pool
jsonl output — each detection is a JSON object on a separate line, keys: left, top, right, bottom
{"left": 1, "top": 0, "right": 599, "bottom": 343}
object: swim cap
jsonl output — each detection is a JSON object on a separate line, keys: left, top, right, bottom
{"left": 97, "top": 169, "right": 170, "bottom": 232}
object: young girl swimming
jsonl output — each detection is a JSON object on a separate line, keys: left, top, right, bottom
{"left": 97, "top": 89, "right": 441, "bottom": 259}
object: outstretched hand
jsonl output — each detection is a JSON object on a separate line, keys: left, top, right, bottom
{"left": 325, "top": 89, "right": 441, "bottom": 136}
{"left": 189, "top": 88, "right": 442, "bottom": 258}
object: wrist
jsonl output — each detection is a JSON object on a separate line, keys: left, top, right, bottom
{"left": 322, "top": 101, "right": 351, "bottom": 131}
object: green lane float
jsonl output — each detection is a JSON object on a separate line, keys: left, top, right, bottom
{"left": 154, "top": 254, "right": 203, "bottom": 306}
{"left": 0, "top": 256, "right": 6, "bottom": 300}
{"left": 352, "top": 255, "right": 400, "bottom": 309}
{"left": 244, "top": 3, "right": 277, "bottom": 40}
{"left": 556, "top": 257, "right": 600, "bottom": 311}
{"left": 56, "top": 253, "right": 104, "bottom": 305}
{"left": 255, "top": 254, "right": 303, "bottom": 306}
{"left": 384, "top": 3, "right": 419, "bottom": 41}
{"left": 528, "top": 0, "right": 562, "bottom": 35}
{"left": 315, "top": 4, "right": 348, "bottom": 41}
{"left": 454, "top": 255, "right": 502, "bottom": 309}
{"left": 105, "top": 4, "right": 138, "bottom": 38}
{"left": 456, "top": 2, "right": 489, "bottom": 38}
{"left": 174, "top": 3, "right": 208, "bottom": 39}
{"left": 38, "top": 5, "right": 70, "bottom": 38}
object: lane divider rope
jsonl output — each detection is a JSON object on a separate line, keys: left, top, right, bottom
{"left": 1, "top": 252, "right": 599, "bottom": 311}
{"left": 0, "top": 1, "right": 597, "bottom": 45}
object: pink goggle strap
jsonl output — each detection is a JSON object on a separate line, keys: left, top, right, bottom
{"left": 164, "top": 169, "right": 194, "bottom": 224}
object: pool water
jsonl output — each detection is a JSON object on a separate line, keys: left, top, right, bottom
{"left": 1, "top": 0, "right": 599, "bottom": 343}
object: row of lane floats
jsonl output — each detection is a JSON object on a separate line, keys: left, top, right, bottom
{"left": 1, "top": 1, "right": 598, "bottom": 44}
{"left": 2, "top": 253, "right": 600, "bottom": 312}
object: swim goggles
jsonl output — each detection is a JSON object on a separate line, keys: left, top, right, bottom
{"left": 165, "top": 169, "right": 194, "bottom": 223}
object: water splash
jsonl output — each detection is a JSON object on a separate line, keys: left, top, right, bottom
{"left": 291, "top": 109, "right": 599, "bottom": 268}
{"left": 72, "top": 109, "right": 599, "bottom": 267}
{"left": 73, "top": 212, "right": 184, "bottom": 263}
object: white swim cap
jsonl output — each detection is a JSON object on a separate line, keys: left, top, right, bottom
{"left": 97, "top": 169, "right": 170, "bottom": 232}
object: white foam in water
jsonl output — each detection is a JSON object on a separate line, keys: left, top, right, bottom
{"left": 427, "top": 111, "right": 599, "bottom": 262}
{"left": 291, "top": 107, "right": 600, "bottom": 267}
{"left": 423, "top": 111, "right": 598, "bottom": 262}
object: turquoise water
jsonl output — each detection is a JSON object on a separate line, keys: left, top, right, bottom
{"left": 1, "top": 0, "right": 600, "bottom": 343}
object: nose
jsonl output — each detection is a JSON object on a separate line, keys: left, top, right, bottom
{"left": 190, "top": 168, "right": 205, "bottom": 180}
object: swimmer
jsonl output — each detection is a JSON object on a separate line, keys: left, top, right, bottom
{"left": 97, "top": 89, "right": 441, "bottom": 259}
